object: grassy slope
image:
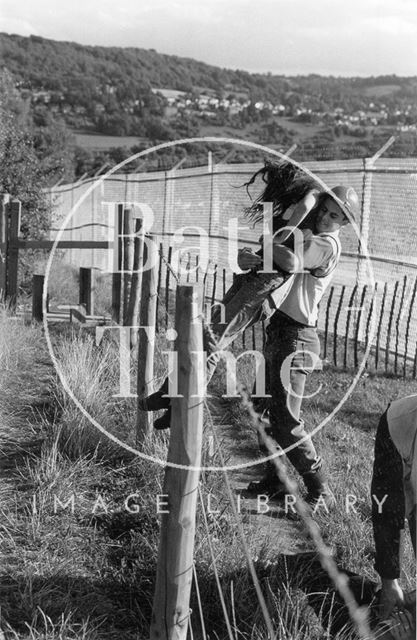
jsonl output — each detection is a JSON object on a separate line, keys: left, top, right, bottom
{"left": 0, "top": 312, "right": 415, "bottom": 639}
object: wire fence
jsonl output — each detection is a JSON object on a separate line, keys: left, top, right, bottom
{"left": 154, "top": 246, "right": 417, "bottom": 378}
{"left": 46, "top": 156, "right": 417, "bottom": 373}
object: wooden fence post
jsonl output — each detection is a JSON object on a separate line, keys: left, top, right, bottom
{"left": 211, "top": 264, "right": 218, "bottom": 307}
{"left": 123, "top": 208, "right": 134, "bottom": 325}
{"left": 354, "top": 285, "right": 367, "bottom": 369}
{"left": 343, "top": 284, "right": 357, "bottom": 369}
{"left": 150, "top": 285, "right": 204, "bottom": 640}
{"left": 333, "top": 285, "right": 345, "bottom": 366}
{"left": 32, "top": 275, "right": 44, "bottom": 322}
{"left": 323, "top": 286, "right": 334, "bottom": 360}
{"left": 111, "top": 204, "right": 123, "bottom": 323}
{"left": 155, "top": 241, "right": 163, "bottom": 333}
{"left": 404, "top": 277, "right": 417, "bottom": 377}
{"left": 79, "top": 267, "right": 94, "bottom": 315}
{"left": 394, "top": 275, "right": 407, "bottom": 375}
{"left": 7, "top": 199, "right": 21, "bottom": 307}
{"left": 126, "top": 218, "right": 143, "bottom": 346}
{"left": 0, "top": 194, "right": 9, "bottom": 299}
{"left": 385, "top": 280, "right": 399, "bottom": 373}
{"left": 375, "top": 282, "right": 388, "bottom": 372}
{"left": 165, "top": 246, "right": 173, "bottom": 328}
{"left": 365, "top": 282, "right": 378, "bottom": 368}
{"left": 136, "top": 234, "right": 159, "bottom": 442}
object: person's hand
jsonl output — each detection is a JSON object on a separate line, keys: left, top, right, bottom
{"left": 237, "top": 248, "right": 262, "bottom": 270}
{"left": 379, "top": 579, "right": 404, "bottom": 618}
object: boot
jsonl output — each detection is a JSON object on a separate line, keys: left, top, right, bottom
{"left": 153, "top": 407, "right": 172, "bottom": 430}
{"left": 246, "top": 462, "right": 288, "bottom": 499}
{"left": 138, "top": 378, "right": 170, "bottom": 411}
{"left": 302, "top": 470, "right": 336, "bottom": 511}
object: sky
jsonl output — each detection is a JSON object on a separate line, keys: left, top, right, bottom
{"left": 1, "top": 0, "right": 417, "bottom": 77}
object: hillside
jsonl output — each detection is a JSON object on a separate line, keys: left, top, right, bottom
{"left": 1, "top": 32, "right": 417, "bottom": 173}
{"left": 2, "top": 32, "right": 417, "bottom": 103}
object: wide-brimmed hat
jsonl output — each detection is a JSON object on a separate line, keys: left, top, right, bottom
{"left": 328, "top": 185, "right": 360, "bottom": 222}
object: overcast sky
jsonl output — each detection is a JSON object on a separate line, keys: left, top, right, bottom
{"left": 1, "top": 0, "right": 417, "bottom": 76}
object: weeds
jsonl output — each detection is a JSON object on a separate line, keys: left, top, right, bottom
{"left": 0, "top": 308, "right": 415, "bottom": 639}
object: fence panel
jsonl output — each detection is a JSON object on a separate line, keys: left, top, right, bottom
{"left": 43, "top": 157, "right": 417, "bottom": 371}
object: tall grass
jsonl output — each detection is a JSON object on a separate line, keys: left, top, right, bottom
{"left": 0, "top": 308, "right": 415, "bottom": 639}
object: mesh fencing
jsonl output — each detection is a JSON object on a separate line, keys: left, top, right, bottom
{"left": 47, "top": 157, "right": 417, "bottom": 368}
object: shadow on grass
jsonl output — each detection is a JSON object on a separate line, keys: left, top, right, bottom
{"left": 1, "top": 551, "right": 379, "bottom": 640}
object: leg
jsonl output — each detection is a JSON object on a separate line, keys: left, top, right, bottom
{"left": 266, "top": 317, "right": 322, "bottom": 474}
{"left": 251, "top": 314, "right": 334, "bottom": 506}
{"left": 140, "top": 273, "right": 283, "bottom": 417}
{"left": 204, "top": 271, "right": 286, "bottom": 384}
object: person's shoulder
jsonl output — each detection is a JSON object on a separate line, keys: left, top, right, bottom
{"left": 315, "top": 231, "right": 341, "bottom": 254}
{"left": 312, "top": 231, "right": 340, "bottom": 251}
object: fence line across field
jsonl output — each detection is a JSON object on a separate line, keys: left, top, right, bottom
{"left": 2, "top": 196, "right": 416, "bottom": 376}
{"left": 47, "top": 156, "right": 417, "bottom": 289}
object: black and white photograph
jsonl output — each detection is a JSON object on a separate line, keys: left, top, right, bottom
{"left": 0, "top": 1, "right": 416, "bottom": 638}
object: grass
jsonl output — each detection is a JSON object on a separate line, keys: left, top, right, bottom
{"left": 0, "top": 308, "right": 415, "bottom": 639}
{"left": 20, "top": 259, "right": 113, "bottom": 319}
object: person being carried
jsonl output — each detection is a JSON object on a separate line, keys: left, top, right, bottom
{"left": 243, "top": 183, "right": 359, "bottom": 508}
{"left": 138, "top": 160, "right": 323, "bottom": 428}
{"left": 371, "top": 394, "right": 416, "bottom": 625}
{"left": 138, "top": 161, "right": 357, "bottom": 487}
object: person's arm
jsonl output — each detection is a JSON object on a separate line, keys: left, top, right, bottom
{"left": 371, "top": 410, "right": 405, "bottom": 617}
{"left": 276, "top": 190, "right": 320, "bottom": 244}
{"left": 272, "top": 233, "right": 335, "bottom": 273}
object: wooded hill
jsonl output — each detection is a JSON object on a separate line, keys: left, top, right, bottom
{"left": 1, "top": 32, "right": 417, "bottom": 167}
{"left": 1, "top": 32, "right": 417, "bottom": 115}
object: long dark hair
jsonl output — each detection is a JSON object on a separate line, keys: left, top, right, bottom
{"left": 243, "top": 160, "right": 322, "bottom": 230}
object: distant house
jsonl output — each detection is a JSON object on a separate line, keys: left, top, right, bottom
{"left": 151, "top": 88, "right": 187, "bottom": 105}
{"left": 32, "top": 90, "right": 51, "bottom": 104}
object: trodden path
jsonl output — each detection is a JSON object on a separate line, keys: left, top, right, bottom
{"left": 206, "top": 397, "right": 320, "bottom": 557}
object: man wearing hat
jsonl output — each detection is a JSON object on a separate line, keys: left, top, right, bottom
{"left": 244, "top": 185, "right": 359, "bottom": 508}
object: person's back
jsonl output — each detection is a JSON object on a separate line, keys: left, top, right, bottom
{"left": 371, "top": 394, "right": 417, "bottom": 620}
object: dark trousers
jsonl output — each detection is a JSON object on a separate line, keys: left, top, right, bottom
{"left": 263, "top": 311, "right": 322, "bottom": 475}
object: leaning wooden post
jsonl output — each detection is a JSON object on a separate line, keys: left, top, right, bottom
{"left": 403, "top": 277, "right": 417, "bottom": 378}
{"left": 79, "top": 267, "right": 94, "bottom": 315}
{"left": 111, "top": 204, "right": 124, "bottom": 323}
{"left": 150, "top": 285, "right": 204, "bottom": 640}
{"left": 394, "top": 275, "right": 407, "bottom": 375}
{"left": 32, "top": 275, "right": 45, "bottom": 322}
{"left": 136, "top": 234, "right": 158, "bottom": 441}
{"left": 126, "top": 218, "right": 144, "bottom": 346}
{"left": 7, "top": 199, "right": 21, "bottom": 308}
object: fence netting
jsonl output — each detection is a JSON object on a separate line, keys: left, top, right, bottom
{"left": 47, "top": 157, "right": 417, "bottom": 373}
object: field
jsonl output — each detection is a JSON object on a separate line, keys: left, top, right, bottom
{"left": 0, "top": 303, "right": 415, "bottom": 639}
{"left": 71, "top": 130, "right": 146, "bottom": 150}
{"left": 71, "top": 115, "right": 339, "bottom": 154}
